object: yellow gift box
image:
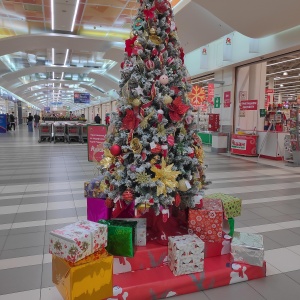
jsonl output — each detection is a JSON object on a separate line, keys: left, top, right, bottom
{"left": 52, "top": 249, "right": 113, "bottom": 300}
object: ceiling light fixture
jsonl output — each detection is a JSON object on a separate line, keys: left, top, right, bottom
{"left": 283, "top": 72, "right": 288, "bottom": 76}
{"left": 52, "top": 72, "right": 55, "bottom": 80}
{"left": 71, "top": 0, "right": 80, "bottom": 32}
{"left": 52, "top": 48, "right": 55, "bottom": 65}
{"left": 280, "top": 84, "right": 284, "bottom": 87}
{"left": 51, "top": 0, "right": 54, "bottom": 30}
{"left": 267, "top": 57, "right": 300, "bottom": 67}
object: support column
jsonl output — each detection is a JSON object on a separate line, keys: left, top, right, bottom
{"left": 268, "top": 77, "right": 274, "bottom": 105}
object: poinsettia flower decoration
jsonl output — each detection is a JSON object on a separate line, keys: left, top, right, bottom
{"left": 125, "top": 36, "right": 137, "bottom": 57}
{"left": 144, "top": 7, "right": 156, "bottom": 20}
{"left": 122, "top": 109, "right": 140, "bottom": 130}
{"left": 168, "top": 96, "right": 190, "bottom": 122}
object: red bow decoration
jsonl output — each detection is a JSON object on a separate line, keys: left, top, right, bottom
{"left": 170, "top": 86, "right": 180, "bottom": 96}
{"left": 122, "top": 109, "right": 139, "bottom": 130}
{"left": 125, "top": 36, "right": 137, "bottom": 56}
{"left": 168, "top": 96, "right": 190, "bottom": 122}
{"left": 179, "top": 47, "right": 185, "bottom": 64}
{"left": 144, "top": 7, "right": 156, "bottom": 20}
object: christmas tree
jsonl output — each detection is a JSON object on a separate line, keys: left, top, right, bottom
{"left": 99, "top": 0, "right": 207, "bottom": 218}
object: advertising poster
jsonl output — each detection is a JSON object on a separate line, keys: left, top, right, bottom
{"left": 87, "top": 125, "right": 107, "bottom": 162}
{"left": 240, "top": 100, "right": 258, "bottom": 110}
{"left": 0, "top": 114, "right": 7, "bottom": 133}
{"left": 74, "top": 92, "right": 90, "bottom": 104}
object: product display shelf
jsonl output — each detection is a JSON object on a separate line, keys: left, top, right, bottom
{"left": 107, "top": 253, "right": 266, "bottom": 300}
{"left": 289, "top": 107, "right": 300, "bottom": 165}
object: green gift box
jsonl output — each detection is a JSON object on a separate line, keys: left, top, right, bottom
{"left": 98, "top": 219, "right": 137, "bottom": 257}
{"left": 206, "top": 193, "right": 242, "bottom": 219}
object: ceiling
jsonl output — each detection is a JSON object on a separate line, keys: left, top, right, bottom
{"left": 0, "top": 0, "right": 299, "bottom": 111}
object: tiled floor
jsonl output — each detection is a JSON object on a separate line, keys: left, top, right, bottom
{"left": 1, "top": 127, "right": 300, "bottom": 299}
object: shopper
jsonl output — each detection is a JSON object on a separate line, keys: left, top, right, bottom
{"left": 6, "top": 113, "right": 10, "bottom": 131}
{"left": 105, "top": 113, "right": 110, "bottom": 126}
{"left": 9, "top": 112, "right": 15, "bottom": 131}
{"left": 94, "top": 114, "right": 101, "bottom": 124}
{"left": 34, "top": 113, "right": 40, "bottom": 128}
{"left": 27, "top": 113, "right": 33, "bottom": 132}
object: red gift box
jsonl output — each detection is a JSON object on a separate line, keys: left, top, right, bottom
{"left": 188, "top": 198, "right": 223, "bottom": 242}
{"left": 113, "top": 242, "right": 167, "bottom": 274}
{"left": 107, "top": 254, "right": 266, "bottom": 300}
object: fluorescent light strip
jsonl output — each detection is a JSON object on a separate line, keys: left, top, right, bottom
{"left": 51, "top": 0, "right": 54, "bottom": 30}
{"left": 274, "top": 75, "right": 299, "bottom": 81}
{"left": 267, "top": 57, "right": 300, "bottom": 67}
{"left": 267, "top": 67, "right": 300, "bottom": 76}
{"left": 63, "top": 49, "right": 69, "bottom": 66}
{"left": 52, "top": 72, "right": 55, "bottom": 80}
{"left": 52, "top": 48, "right": 55, "bottom": 65}
{"left": 71, "top": 0, "right": 80, "bottom": 32}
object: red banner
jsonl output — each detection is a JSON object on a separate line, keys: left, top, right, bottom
{"left": 224, "top": 91, "right": 231, "bottom": 108}
{"left": 240, "top": 100, "right": 258, "bottom": 110}
{"left": 87, "top": 125, "right": 107, "bottom": 162}
{"left": 265, "top": 88, "right": 274, "bottom": 94}
{"left": 207, "top": 83, "right": 214, "bottom": 103}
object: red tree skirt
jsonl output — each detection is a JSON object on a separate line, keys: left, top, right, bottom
{"left": 107, "top": 254, "right": 266, "bottom": 300}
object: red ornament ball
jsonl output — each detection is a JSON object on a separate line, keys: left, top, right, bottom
{"left": 122, "top": 189, "right": 134, "bottom": 202}
{"left": 151, "top": 48, "right": 158, "bottom": 57}
{"left": 145, "top": 59, "right": 155, "bottom": 70}
{"left": 110, "top": 144, "right": 122, "bottom": 156}
{"left": 105, "top": 198, "right": 114, "bottom": 208}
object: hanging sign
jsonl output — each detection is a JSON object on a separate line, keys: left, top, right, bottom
{"left": 207, "top": 83, "right": 214, "bottom": 103}
{"left": 224, "top": 91, "right": 231, "bottom": 108}
{"left": 189, "top": 85, "right": 206, "bottom": 108}
{"left": 74, "top": 92, "right": 90, "bottom": 104}
{"left": 260, "top": 109, "right": 266, "bottom": 117}
{"left": 240, "top": 100, "right": 258, "bottom": 110}
{"left": 87, "top": 125, "right": 107, "bottom": 162}
{"left": 214, "top": 97, "right": 221, "bottom": 108}
{"left": 200, "top": 46, "right": 208, "bottom": 69}
{"left": 223, "top": 33, "right": 234, "bottom": 61}
{"left": 265, "top": 88, "right": 274, "bottom": 94}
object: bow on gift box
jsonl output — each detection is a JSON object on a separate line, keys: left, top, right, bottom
{"left": 168, "top": 96, "right": 190, "bottom": 122}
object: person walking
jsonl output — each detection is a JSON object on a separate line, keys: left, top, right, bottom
{"left": 9, "top": 112, "right": 15, "bottom": 131}
{"left": 34, "top": 113, "right": 40, "bottom": 128}
{"left": 27, "top": 113, "right": 33, "bottom": 132}
{"left": 94, "top": 114, "right": 101, "bottom": 124}
{"left": 6, "top": 113, "right": 10, "bottom": 131}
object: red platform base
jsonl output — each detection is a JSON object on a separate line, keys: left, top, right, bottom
{"left": 107, "top": 254, "right": 266, "bottom": 300}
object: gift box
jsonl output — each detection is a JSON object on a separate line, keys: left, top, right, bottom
{"left": 49, "top": 220, "right": 107, "bottom": 263}
{"left": 99, "top": 219, "right": 137, "bottom": 257}
{"left": 84, "top": 176, "right": 106, "bottom": 198}
{"left": 110, "top": 254, "right": 266, "bottom": 300}
{"left": 114, "top": 242, "right": 167, "bottom": 274}
{"left": 113, "top": 218, "right": 146, "bottom": 246}
{"left": 205, "top": 234, "right": 232, "bottom": 258}
{"left": 231, "top": 232, "right": 264, "bottom": 267}
{"left": 52, "top": 249, "right": 113, "bottom": 300}
{"left": 87, "top": 197, "right": 112, "bottom": 222}
{"left": 188, "top": 198, "right": 223, "bottom": 242}
{"left": 206, "top": 193, "right": 242, "bottom": 219}
{"left": 168, "top": 234, "right": 204, "bottom": 276}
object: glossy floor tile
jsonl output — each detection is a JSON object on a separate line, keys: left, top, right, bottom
{"left": 2, "top": 126, "right": 300, "bottom": 299}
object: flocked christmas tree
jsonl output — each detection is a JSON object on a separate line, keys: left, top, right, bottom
{"left": 99, "top": 0, "right": 208, "bottom": 220}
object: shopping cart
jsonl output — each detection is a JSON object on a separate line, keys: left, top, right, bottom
{"left": 53, "top": 123, "right": 65, "bottom": 143}
{"left": 38, "top": 123, "right": 52, "bottom": 143}
{"left": 64, "top": 123, "right": 80, "bottom": 143}
{"left": 79, "top": 124, "right": 88, "bottom": 144}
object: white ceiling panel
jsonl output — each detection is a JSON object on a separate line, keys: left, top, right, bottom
{"left": 193, "top": 0, "right": 300, "bottom": 38}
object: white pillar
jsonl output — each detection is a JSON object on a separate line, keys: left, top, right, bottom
{"left": 268, "top": 77, "right": 274, "bottom": 105}
{"left": 278, "top": 93, "right": 283, "bottom": 104}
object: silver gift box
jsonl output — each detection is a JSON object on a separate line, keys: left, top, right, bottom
{"left": 231, "top": 232, "right": 264, "bottom": 267}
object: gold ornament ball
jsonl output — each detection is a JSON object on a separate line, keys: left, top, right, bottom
{"left": 130, "top": 31, "right": 135, "bottom": 39}
{"left": 149, "top": 27, "right": 156, "bottom": 35}
{"left": 134, "top": 40, "right": 141, "bottom": 46}
{"left": 163, "top": 95, "right": 173, "bottom": 105}
{"left": 132, "top": 98, "right": 142, "bottom": 107}
{"left": 178, "top": 179, "right": 190, "bottom": 192}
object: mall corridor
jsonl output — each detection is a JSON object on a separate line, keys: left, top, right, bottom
{"left": 1, "top": 127, "right": 300, "bottom": 299}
